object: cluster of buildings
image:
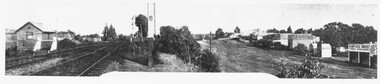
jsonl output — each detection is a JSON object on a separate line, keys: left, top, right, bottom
{"left": 263, "top": 33, "right": 331, "bottom": 57}
{"left": 5, "top": 22, "right": 100, "bottom": 52}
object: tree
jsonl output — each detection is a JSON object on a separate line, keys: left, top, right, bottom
{"left": 108, "top": 25, "right": 117, "bottom": 40}
{"left": 294, "top": 44, "right": 309, "bottom": 55}
{"left": 307, "top": 28, "right": 313, "bottom": 34}
{"left": 74, "top": 34, "right": 81, "bottom": 41}
{"left": 215, "top": 28, "right": 224, "bottom": 39}
{"left": 279, "top": 30, "right": 287, "bottom": 33}
{"left": 102, "top": 25, "right": 109, "bottom": 41}
{"left": 287, "top": 26, "right": 293, "bottom": 33}
{"left": 101, "top": 24, "right": 117, "bottom": 41}
{"left": 234, "top": 26, "right": 241, "bottom": 33}
{"left": 294, "top": 28, "right": 306, "bottom": 34}
{"left": 135, "top": 14, "right": 149, "bottom": 38}
{"left": 267, "top": 28, "right": 279, "bottom": 33}
{"left": 156, "top": 25, "right": 219, "bottom": 72}
{"left": 118, "top": 34, "right": 127, "bottom": 41}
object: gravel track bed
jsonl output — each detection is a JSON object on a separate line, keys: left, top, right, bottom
{"left": 30, "top": 45, "right": 117, "bottom": 76}
{"left": 5, "top": 46, "right": 104, "bottom": 70}
{"left": 5, "top": 46, "right": 106, "bottom": 75}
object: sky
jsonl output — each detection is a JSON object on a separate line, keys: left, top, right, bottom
{"left": 1, "top": 0, "right": 378, "bottom": 35}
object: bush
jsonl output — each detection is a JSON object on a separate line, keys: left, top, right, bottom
{"left": 6, "top": 47, "right": 17, "bottom": 57}
{"left": 293, "top": 44, "right": 309, "bottom": 55}
{"left": 155, "top": 26, "right": 220, "bottom": 72}
{"left": 255, "top": 39, "right": 274, "bottom": 48}
{"left": 196, "top": 49, "right": 220, "bottom": 72}
{"left": 275, "top": 57, "right": 328, "bottom": 78}
{"left": 58, "top": 39, "right": 77, "bottom": 50}
{"left": 155, "top": 26, "right": 200, "bottom": 56}
{"left": 273, "top": 42, "right": 287, "bottom": 50}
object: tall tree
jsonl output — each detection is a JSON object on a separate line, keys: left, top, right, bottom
{"left": 102, "top": 25, "right": 109, "bottom": 41}
{"left": 108, "top": 24, "right": 117, "bottom": 40}
{"left": 135, "top": 14, "right": 149, "bottom": 38}
{"left": 287, "top": 26, "right": 293, "bottom": 33}
{"left": 234, "top": 26, "right": 241, "bottom": 33}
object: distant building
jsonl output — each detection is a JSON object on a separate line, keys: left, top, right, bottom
{"left": 265, "top": 33, "right": 292, "bottom": 46}
{"left": 288, "top": 34, "right": 319, "bottom": 49}
{"left": 14, "top": 22, "right": 57, "bottom": 51}
{"left": 56, "top": 31, "right": 75, "bottom": 41}
{"left": 82, "top": 36, "right": 101, "bottom": 42}
{"left": 262, "top": 33, "right": 319, "bottom": 48}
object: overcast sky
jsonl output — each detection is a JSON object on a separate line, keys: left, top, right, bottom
{"left": 1, "top": 0, "right": 378, "bottom": 35}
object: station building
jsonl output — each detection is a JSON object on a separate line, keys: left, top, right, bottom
{"left": 11, "top": 22, "right": 58, "bottom": 51}
{"left": 347, "top": 43, "right": 377, "bottom": 68}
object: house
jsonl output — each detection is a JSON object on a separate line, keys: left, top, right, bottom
{"left": 82, "top": 35, "right": 102, "bottom": 42}
{"left": 14, "top": 22, "right": 57, "bottom": 51}
{"left": 288, "top": 34, "right": 320, "bottom": 49}
{"left": 264, "top": 33, "right": 292, "bottom": 46}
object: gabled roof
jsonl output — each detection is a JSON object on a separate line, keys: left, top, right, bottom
{"left": 14, "top": 22, "right": 45, "bottom": 33}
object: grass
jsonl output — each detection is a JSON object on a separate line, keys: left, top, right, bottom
{"left": 148, "top": 53, "right": 198, "bottom": 72}
{"left": 198, "top": 40, "right": 377, "bottom": 78}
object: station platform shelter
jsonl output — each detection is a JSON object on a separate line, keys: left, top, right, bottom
{"left": 348, "top": 43, "right": 377, "bottom": 68}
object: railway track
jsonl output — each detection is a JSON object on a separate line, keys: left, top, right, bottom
{"left": 28, "top": 44, "right": 122, "bottom": 76}
{"left": 5, "top": 45, "right": 106, "bottom": 70}
{"left": 6, "top": 43, "right": 103, "bottom": 61}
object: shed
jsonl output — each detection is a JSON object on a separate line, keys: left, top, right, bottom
{"left": 321, "top": 44, "right": 332, "bottom": 57}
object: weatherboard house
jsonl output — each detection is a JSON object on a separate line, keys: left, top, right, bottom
{"left": 14, "top": 22, "right": 57, "bottom": 51}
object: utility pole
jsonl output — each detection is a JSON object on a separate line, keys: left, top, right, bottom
{"left": 154, "top": 3, "right": 156, "bottom": 36}
{"left": 209, "top": 31, "right": 212, "bottom": 51}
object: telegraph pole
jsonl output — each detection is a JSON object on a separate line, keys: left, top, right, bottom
{"left": 154, "top": 3, "right": 156, "bottom": 36}
{"left": 209, "top": 31, "right": 212, "bottom": 51}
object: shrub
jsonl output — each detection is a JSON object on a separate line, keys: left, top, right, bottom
{"left": 293, "top": 44, "right": 309, "bottom": 55}
{"left": 275, "top": 57, "right": 328, "bottom": 78}
{"left": 6, "top": 47, "right": 17, "bottom": 57}
{"left": 255, "top": 39, "right": 274, "bottom": 48}
{"left": 58, "top": 39, "right": 77, "bottom": 50}
{"left": 273, "top": 42, "right": 287, "bottom": 50}
{"left": 155, "top": 26, "right": 220, "bottom": 72}
{"left": 156, "top": 26, "right": 200, "bottom": 56}
{"left": 196, "top": 49, "right": 220, "bottom": 72}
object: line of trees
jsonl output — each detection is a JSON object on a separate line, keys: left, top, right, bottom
{"left": 102, "top": 24, "right": 117, "bottom": 41}
{"left": 267, "top": 26, "right": 294, "bottom": 33}
{"left": 312, "top": 22, "right": 377, "bottom": 48}
{"left": 264, "top": 22, "right": 377, "bottom": 49}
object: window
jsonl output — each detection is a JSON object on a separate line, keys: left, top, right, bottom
{"left": 28, "top": 27, "right": 31, "bottom": 29}
{"left": 26, "top": 32, "right": 33, "bottom": 39}
{"left": 47, "top": 34, "right": 51, "bottom": 39}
